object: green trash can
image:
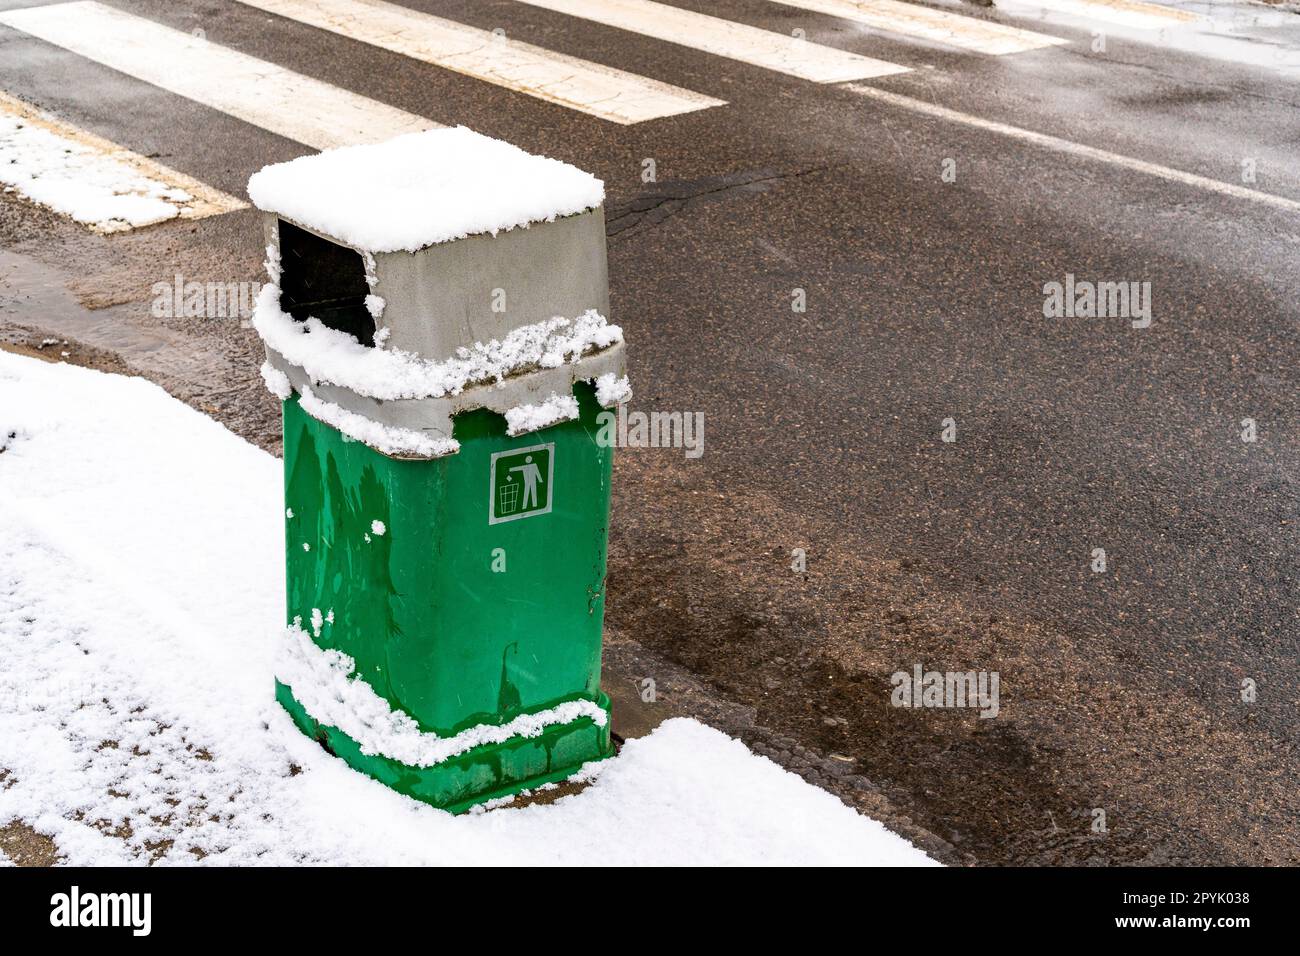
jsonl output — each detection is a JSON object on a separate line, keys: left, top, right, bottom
{"left": 247, "top": 128, "right": 631, "bottom": 813}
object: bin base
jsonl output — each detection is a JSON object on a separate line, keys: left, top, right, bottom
{"left": 276, "top": 681, "right": 614, "bottom": 814}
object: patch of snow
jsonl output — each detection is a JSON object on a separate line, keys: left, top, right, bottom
{"left": 253, "top": 284, "right": 621, "bottom": 401}
{"left": 275, "top": 625, "right": 607, "bottom": 769}
{"left": 370, "top": 520, "right": 385, "bottom": 536}
{"left": 468, "top": 794, "right": 519, "bottom": 814}
{"left": 247, "top": 127, "right": 604, "bottom": 254}
{"left": 258, "top": 361, "right": 292, "bottom": 400}
{"left": 505, "top": 393, "right": 580, "bottom": 436}
{"left": 594, "top": 372, "right": 632, "bottom": 406}
{"left": 0, "top": 113, "right": 191, "bottom": 232}
{"left": 364, "top": 294, "right": 385, "bottom": 320}
{"left": 297, "top": 386, "right": 459, "bottom": 459}
{"left": 0, "top": 351, "right": 935, "bottom": 866}
{"left": 263, "top": 244, "right": 281, "bottom": 283}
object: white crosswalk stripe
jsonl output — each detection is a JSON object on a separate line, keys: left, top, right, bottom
{"left": 999, "top": 0, "right": 1201, "bottom": 31}
{"left": 767, "top": 0, "right": 1067, "bottom": 56}
{"left": 0, "top": 1, "right": 438, "bottom": 151}
{"left": 237, "top": 0, "right": 724, "bottom": 124}
{"left": 509, "top": 0, "right": 910, "bottom": 82}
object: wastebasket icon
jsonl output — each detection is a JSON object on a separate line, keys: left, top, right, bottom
{"left": 248, "top": 128, "right": 631, "bottom": 812}
{"left": 499, "top": 480, "right": 520, "bottom": 515}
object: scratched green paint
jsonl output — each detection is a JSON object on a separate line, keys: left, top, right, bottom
{"left": 278, "top": 380, "right": 614, "bottom": 811}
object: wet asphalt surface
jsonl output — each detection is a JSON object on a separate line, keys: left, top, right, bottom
{"left": 1, "top": 0, "right": 1298, "bottom": 864}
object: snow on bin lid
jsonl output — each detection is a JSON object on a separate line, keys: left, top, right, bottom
{"left": 246, "top": 127, "right": 604, "bottom": 254}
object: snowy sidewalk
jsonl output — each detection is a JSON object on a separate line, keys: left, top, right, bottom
{"left": 0, "top": 352, "right": 933, "bottom": 865}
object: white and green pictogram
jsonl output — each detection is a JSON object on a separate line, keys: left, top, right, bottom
{"left": 489, "top": 443, "right": 554, "bottom": 524}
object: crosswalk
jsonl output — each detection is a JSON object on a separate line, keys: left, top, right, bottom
{"left": 0, "top": 0, "right": 1222, "bottom": 233}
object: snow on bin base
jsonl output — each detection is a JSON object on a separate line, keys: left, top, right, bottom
{"left": 275, "top": 684, "right": 611, "bottom": 815}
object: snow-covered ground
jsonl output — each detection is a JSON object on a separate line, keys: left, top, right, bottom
{"left": 0, "top": 351, "right": 934, "bottom": 866}
{"left": 0, "top": 92, "right": 242, "bottom": 233}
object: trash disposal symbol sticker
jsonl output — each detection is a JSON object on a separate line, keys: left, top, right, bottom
{"left": 489, "top": 443, "right": 554, "bottom": 524}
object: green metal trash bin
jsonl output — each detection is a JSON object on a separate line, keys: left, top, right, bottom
{"left": 247, "top": 128, "right": 631, "bottom": 813}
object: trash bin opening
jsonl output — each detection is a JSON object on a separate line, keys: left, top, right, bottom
{"left": 278, "top": 219, "right": 375, "bottom": 348}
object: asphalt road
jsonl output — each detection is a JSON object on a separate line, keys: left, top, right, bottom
{"left": 1, "top": 0, "right": 1297, "bottom": 865}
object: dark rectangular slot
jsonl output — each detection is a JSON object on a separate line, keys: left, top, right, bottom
{"left": 278, "top": 220, "right": 374, "bottom": 347}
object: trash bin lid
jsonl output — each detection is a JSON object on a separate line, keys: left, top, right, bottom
{"left": 247, "top": 126, "right": 604, "bottom": 255}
